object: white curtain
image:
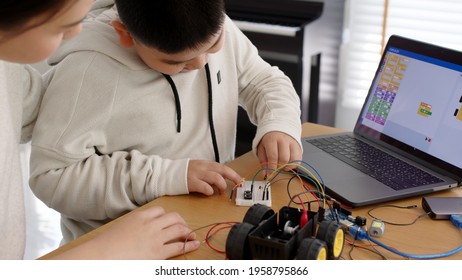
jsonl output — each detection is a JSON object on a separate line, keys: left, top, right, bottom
{"left": 335, "top": 0, "right": 462, "bottom": 130}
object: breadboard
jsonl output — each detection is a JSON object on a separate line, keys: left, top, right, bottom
{"left": 235, "top": 180, "right": 271, "bottom": 207}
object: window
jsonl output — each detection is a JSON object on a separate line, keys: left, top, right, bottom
{"left": 336, "top": 0, "right": 462, "bottom": 130}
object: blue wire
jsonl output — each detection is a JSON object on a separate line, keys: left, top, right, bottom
{"left": 367, "top": 231, "right": 462, "bottom": 259}
{"left": 290, "top": 160, "right": 462, "bottom": 259}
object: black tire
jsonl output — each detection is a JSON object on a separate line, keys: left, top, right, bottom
{"left": 316, "top": 220, "right": 345, "bottom": 259}
{"left": 297, "top": 238, "right": 328, "bottom": 260}
{"left": 225, "top": 222, "right": 255, "bottom": 260}
{"left": 242, "top": 203, "right": 274, "bottom": 226}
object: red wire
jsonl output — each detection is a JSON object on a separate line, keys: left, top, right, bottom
{"left": 204, "top": 223, "right": 236, "bottom": 254}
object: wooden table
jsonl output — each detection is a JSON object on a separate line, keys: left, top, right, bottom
{"left": 40, "top": 123, "right": 462, "bottom": 260}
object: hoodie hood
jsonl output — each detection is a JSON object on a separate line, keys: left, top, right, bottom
{"left": 48, "top": 5, "right": 148, "bottom": 71}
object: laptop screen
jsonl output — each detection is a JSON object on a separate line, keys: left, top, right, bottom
{"left": 355, "top": 35, "right": 462, "bottom": 175}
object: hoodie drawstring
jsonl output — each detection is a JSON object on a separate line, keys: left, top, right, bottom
{"left": 162, "top": 63, "right": 220, "bottom": 163}
{"left": 205, "top": 64, "right": 220, "bottom": 163}
{"left": 162, "top": 73, "right": 182, "bottom": 133}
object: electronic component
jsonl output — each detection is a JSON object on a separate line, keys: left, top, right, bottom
{"left": 323, "top": 206, "right": 352, "bottom": 225}
{"left": 235, "top": 180, "right": 271, "bottom": 207}
{"left": 226, "top": 204, "right": 345, "bottom": 260}
{"left": 369, "top": 219, "right": 385, "bottom": 237}
{"left": 338, "top": 219, "right": 353, "bottom": 228}
{"left": 348, "top": 225, "right": 368, "bottom": 240}
{"left": 348, "top": 215, "right": 367, "bottom": 226}
{"left": 324, "top": 207, "right": 370, "bottom": 240}
{"left": 299, "top": 210, "right": 308, "bottom": 228}
{"left": 450, "top": 215, "right": 462, "bottom": 229}
{"left": 422, "top": 197, "right": 462, "bottom": 220}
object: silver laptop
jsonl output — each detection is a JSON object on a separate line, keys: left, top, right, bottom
{"left": 300, "top": 35, "right": 462, "bottom": 207}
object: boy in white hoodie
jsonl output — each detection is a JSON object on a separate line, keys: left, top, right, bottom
{"left": 30, "top": 0, "right": 302, "bottom": 242}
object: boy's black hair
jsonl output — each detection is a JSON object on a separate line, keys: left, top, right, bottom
{"left": 114, "top": 0, "right": 225, "bottom": 53}
{"left": 0, "top": 0, "right": 72, "bottom": 31}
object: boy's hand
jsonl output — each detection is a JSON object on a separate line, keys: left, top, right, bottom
{"left": 187, "top": 160, "right": 242, "bottom": 195}
{"left": 256, "top": 131, "right": 302, "bottom": 175}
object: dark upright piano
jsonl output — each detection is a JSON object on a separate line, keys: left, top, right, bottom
{"left": 224, "top": 0, "right": 345, "bottom": 156}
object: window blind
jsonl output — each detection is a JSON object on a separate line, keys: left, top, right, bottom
{"left": 335, "top": 0, "right": 462, "bottom": 130}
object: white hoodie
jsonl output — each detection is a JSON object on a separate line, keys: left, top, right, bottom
{"left": 29, "top": 4, "right": 302, "bottom": 242}
{"left": 1, "top": 61, "right": 43, "bottom": 259}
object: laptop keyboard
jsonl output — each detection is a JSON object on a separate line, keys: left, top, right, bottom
{"left": 307, "top": 135, "right": 444, "bottom": 190}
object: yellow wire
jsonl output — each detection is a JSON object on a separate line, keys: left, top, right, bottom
{"left": 266, "top": 162, "right": 326, "bottom": 208}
